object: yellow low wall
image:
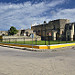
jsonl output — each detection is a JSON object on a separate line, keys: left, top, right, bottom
{"left": 39, "top": 43, "right": 75, "bottom": 49}
{"left": 0, "top": 43, "right": 75, "bottom": 49}
{"left": 0, "top": 43, "right": 39, "bottom": 49}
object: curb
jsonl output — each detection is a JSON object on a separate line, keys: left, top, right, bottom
{"left": 0, "top": 44, "right": 47, "bottom": 52}
{"left": 1, "top": 42, "right": 75, "bottom": 51}
{"left": 0, "top": 44, "right": 75, "bottom": 52}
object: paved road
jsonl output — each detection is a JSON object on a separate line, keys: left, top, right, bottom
{"left": 0, "top": 46, "right": 75, "bottom": 75}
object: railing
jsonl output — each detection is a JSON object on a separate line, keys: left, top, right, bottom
{"left": 0, "top": 37, "right": 75, "bottom": 45}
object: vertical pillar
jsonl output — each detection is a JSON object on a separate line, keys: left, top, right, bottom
{"left": 70, "top": 24, "right": 74, "bottom": 41}
{"left": 52, "top": 31, "right": 57, "bottom": 41}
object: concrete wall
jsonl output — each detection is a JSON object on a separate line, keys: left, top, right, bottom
{"left": 2, "top": 36, "right": 41, "bottom": 42}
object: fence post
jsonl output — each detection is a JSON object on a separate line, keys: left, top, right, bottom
{"left": 32, "top": 32, "right": 33, "bottom": 49}
{"left": 58, "top": 37, "right": 60, "bottom": 44}
{"left": 66, "top": 38, "right": 67, "bottom": 43}
{"left": 45, "top": 25, "right": 46, "bottom": 45}
{"left": 32, "top": 35, "right": 33, "bottom": 49}
{"left": 15, "top": 38, "right": 17, "bottom": 44}
{"left": 9, "top": 38, "right": 10, "bottom": 43}
{"left": 48, "top": 36, "right": 50, "bottom": 45}
{"left": 24, "top": 38, "right": 25, "bottom": 44}
{"left": 59, "top": 37, "right": 61, "bottom": 44}
{"left": 35, "top": 37, "right": 37, "bottom": 45}
{"left": 5, "top": 39, "right": 6, "bottom": 43}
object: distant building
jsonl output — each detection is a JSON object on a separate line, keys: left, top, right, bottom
{"left": 15, "top": 29, "right": 33, "bottom": 36}
{"left": 1, "top": 19, "right": 75, "bottom": 41}
{"left": 0, "top": 31, "right": 8, "bottom": 36}
{"left": 31, "top": 19, "right": 70, "bottom": 40}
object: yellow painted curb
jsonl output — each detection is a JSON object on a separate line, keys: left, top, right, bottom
{"left": 0, "top": 43, "right": 75, "bottom": 49}
{"left": 39, "top": 43, "right": 75, "bottom": 49}
{"left": 0, "top": 43, "right": 39, "bottom": 49}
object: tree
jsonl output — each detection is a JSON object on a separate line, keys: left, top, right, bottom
{"left": 8, "top": 26, "right": 18, "bottom": 35}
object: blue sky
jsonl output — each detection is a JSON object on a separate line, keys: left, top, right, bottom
{"left": 0, "top": 0, "right": 75, "bottom": 30}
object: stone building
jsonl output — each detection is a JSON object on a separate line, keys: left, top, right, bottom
{"left": 65, "top": 23, "right": 75, "bottom": 41}
{"left": 14, "top": 29, "right": 40, "bottom": 39}
{"left": 31, "top": 19, "right": 70, "bottom": 40}
{"left": 16, "top": 29, "right": 33, "bottom": 36}
{"left": 0, "top": 31, "right": 8, "bottom": 36}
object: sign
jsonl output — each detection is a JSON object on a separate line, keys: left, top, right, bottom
{"left": 49, "top": 32, "right": 51, "bottom": 36}
{"left": 30, "top": 33, "right": 34, "bottom": 38}
{"left": 32, "top": 34, "right": 34, "bottom": 38}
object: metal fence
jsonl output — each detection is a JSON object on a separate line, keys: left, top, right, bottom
{"left": 0, "top": 37, "right": 40, "bottom": 45}
{"left": 0, "top": 36, "right": 74, "bottom": 45}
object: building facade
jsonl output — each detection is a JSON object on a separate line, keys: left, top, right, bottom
{"left": 31, "top": 19, "right": 70, "bottom": 41}
{"left": 65, "top": 23, "right": 75, "bottom": 41}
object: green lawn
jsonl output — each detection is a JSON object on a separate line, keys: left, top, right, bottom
{"left": 1, "top": 40, "right": 75, "bottom": 45}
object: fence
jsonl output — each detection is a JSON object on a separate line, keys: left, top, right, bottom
{"left": 0, "top": 37, "right": 39, "bottom": 45}
{"left": 0, "top": 36, "right": 75, "bottom": 45}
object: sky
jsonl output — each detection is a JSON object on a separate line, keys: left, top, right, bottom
{"left": 0, "top": 0, "right": 75, "bottom": 30}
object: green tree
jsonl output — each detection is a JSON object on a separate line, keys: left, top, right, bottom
{"left": 8, "top": 26, "right": 18, "bottom": 35}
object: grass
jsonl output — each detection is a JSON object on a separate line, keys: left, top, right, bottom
{"left": 1, "top": 40, "right": 75, "bottom": 45}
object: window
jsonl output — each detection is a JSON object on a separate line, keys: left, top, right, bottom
{"left": 69, "top": 26, "right": 72, "bottom": 30}
{"left": 38, "top": 30, "right": 40, "bottom": 33}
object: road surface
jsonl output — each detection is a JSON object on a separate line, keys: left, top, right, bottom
{"left": 0, "top": 46, "right": 75, "bottom": 75}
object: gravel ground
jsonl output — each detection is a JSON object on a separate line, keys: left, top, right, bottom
{"left": 0, "top": 46, "right": 75, "bottom": 75}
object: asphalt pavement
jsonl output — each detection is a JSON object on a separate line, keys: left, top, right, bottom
{"left": 0, "top": 46, "right": 75, "bottom": 75}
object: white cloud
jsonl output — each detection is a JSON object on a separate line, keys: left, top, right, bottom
{"left": 0, "top": 0, "right": 66, "bottom": 30}
{"left": 51, "top": 8, "right": 75, "bottom": 22}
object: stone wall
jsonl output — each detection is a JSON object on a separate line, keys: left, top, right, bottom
{"left": 31, "top": 19, "right": 70, "bottom": 40}
{"left": 65, "top": 23, "right": 75, "bottom": 41}
{"left": 2, "top": 36, "right": 41, "bottom": 42}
